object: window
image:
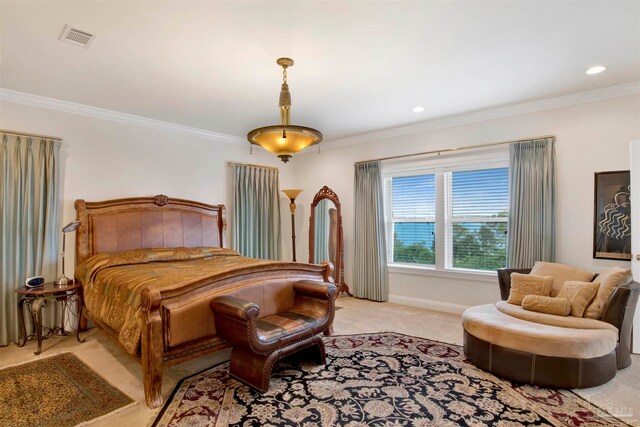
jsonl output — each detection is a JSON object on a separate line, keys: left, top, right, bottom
{"left": 446, "top": 168, "right": 508, "bottom": 271}
{"left": 388, "top": 174, "right": 436, "bottom": 265}
{"left": 383, "top": 154, "right": 509, "bottom": 273}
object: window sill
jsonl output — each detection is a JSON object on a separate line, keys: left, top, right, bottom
{"left": 388, "top": 263, "right": 498, "bottom": 283}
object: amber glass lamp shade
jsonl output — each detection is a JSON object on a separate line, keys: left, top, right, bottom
{"left": 248, "top": 126, "right": 322, "bottom": 163}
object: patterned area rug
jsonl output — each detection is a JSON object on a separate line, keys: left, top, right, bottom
{"left": 154, "top": 333, "right": 631, "bottom": 427}
{"left": 0, "top": 352, "right": 134, "bottom": 427}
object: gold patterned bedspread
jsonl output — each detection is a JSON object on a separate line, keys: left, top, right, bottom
{"left": 75, "top": 247, "right": 272, "bottom": 355}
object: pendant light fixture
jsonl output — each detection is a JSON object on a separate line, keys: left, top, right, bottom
{"left": 247, "top": 58, "right": 322, "bottom": 163}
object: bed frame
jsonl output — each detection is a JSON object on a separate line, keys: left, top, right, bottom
{"left": 74, "top": 194, "right": 333, "bottom": 408}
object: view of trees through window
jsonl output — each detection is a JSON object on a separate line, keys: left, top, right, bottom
{"left": 393, "top": 225, "right": 435, "bottom": 265}
{"left": 389, "top": 167, "right": 508, "bottom": 271}
{"left": 392, "top": 217, "right": 507, "bottom": 270}
{"left": 451, "top": 217, "right": 507, "bottom": 270}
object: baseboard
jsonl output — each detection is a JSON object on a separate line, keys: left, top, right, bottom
{"left": 388, "top": 294, "right": 469, "bottom": 315}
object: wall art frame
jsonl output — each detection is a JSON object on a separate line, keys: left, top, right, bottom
{"left": 593, "top": 170, "right": 631, "bottom": 261}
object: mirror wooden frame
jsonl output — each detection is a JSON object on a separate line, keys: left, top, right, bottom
{"left": 309, "top": 186, "right": 351, "bottom": 296}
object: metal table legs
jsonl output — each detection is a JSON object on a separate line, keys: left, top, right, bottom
{"left": 68, "top": 293, "right": 87, "bottom": 344}
{"left": 16, "top": 292, "right": 86, "bottom": 355}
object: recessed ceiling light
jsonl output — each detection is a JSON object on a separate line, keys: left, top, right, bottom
{"left": 412, "top": 106, "right": 425, "bottom": 113}
{"left": 586, "top": 65, "right": 606, "bottom": 75}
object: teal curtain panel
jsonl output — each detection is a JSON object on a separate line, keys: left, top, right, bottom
{"left": 353, "top": 161, "right": 389, "bottom": 301}
{"left": 232, "top": 165, "right": 282, "bottom": 260}
{"left": 1, "top": 133, "right": 60, "bottom": 345}
{"left": 313, "top": 199, "right": 330, "bottom": 263}
{"left": 507, "top": 137, "right": 556, "bottom": 268}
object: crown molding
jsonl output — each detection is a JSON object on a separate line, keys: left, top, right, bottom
{"left": 2, "top": 81, "right": 638, "bottom": 149}
{"left": 320, "top": 81, "right": 640, "bottom": 150}
{"left": 0, "top": 88, "right": 246, "bottom": 145}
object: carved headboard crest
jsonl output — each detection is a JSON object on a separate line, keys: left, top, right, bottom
{"left": 154, "top": 194, "right": 169, "bottom": 206}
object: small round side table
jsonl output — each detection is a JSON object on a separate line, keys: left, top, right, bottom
{"left": 15, "top": 282, "right": 86, "bottom": 355}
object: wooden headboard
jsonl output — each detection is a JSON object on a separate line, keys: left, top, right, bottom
{"left": 74, "top": 194, "right": 227, "bottom": 265}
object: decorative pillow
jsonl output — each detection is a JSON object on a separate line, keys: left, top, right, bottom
{"left": 507, "top": 273, "right": 554, "bottom": 305}
{"left": 522, "top": 295, "right": 571, "bottom": 316}
{"left": 556, "top": 281, "right": 600, "bottom": 317}
{"left": 584, "top": 267, "right": 633, "bottom": 319}
{"left": 530, "top": 261, "right": 595, "bottom": 297}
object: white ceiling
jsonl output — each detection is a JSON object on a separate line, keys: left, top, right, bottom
{"left": 1, "top": 1, "right": 639, "bottom": 142}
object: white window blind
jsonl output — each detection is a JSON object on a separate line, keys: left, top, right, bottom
{"left": 445, "top": 167, "right": 509, "bottom": 271}
{"left": 384, "top": 174, "right": 436, "bottom": 266}
{"left": 383, "top": 152, "right": 509, "bottom": 274}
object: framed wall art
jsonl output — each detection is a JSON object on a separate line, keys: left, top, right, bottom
{"left": 593, "top": 170, "right": 631, "bottom": 260}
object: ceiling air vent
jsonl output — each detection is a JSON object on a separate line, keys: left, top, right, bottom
{"left": 59, "top": 25, "right": 95, "bottom": 48}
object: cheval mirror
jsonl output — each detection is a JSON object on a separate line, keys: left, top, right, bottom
{"left": 309, "top": 186, "right": 351, "bottom": 296}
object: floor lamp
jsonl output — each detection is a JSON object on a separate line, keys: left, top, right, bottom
{"left": 282, "top": 189, "right": 303, "bottom": 262}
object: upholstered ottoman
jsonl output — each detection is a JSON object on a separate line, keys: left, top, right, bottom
{"left": 211, "top": 280, "right": 336, "bottom": 392}
{"left": 462, "top": 303, "right": 619, "bottom": 388}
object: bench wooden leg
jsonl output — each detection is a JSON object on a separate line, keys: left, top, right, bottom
{"left": 311, "top": 336, "right": 326, "bottom": 365}
{"left": 229, "top": 347, "right": 275, "bottom": 392}
{"left": 229, "top": 336, "right": 327, "bottom": 393}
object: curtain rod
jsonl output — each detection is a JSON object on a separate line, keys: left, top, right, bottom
{"left": 0, "top": 129, "right": 63, "bottom": 141}
{"left": 354, "top": 135, "right": 555, "bottom": 165}
{"left": 226, "top": 161, "right": 279, "bottom": 170}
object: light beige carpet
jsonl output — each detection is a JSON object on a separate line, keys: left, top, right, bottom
{"left": 0, "top": 297, "right": 637, "bottom": 426}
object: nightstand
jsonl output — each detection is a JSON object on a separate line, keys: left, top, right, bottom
{"left": 15, "top": 282, "right": 86, "bottom": 355}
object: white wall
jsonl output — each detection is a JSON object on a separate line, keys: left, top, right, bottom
{"left": 293, "top": 95, "right": 640, "bottom": 309}
{"left": 0, "top": 100, "right": 299, "bottom": 274}
{"left": 2, "top": 94, "right": 638, "bottom": 310}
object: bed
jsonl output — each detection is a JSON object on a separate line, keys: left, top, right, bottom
{"left": 74, "top": 194, "right": 333, "bottom": 408}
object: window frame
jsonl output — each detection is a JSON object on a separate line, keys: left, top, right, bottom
{"left": 385, "top": 172, "right": 437, "bottom": 267}
{"left": 382, "top": 149, "right": 509, "bottom": 279}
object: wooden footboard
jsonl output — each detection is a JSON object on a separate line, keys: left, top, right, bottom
{"left": 139, "top": 262, "right": 334, "bottom": 408}
{"left": 79, "top": 261, "right": 334, "bottom": 408}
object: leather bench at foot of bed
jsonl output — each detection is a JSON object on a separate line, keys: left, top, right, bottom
{"left": 211, "top": 280, "right": 336, "bottom": 392}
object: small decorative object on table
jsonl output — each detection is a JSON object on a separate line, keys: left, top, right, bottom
{"left": 15, "top": 282, "right": 86, "bottom": 355}
{"left": 25, "top": 276, "right": 45, "bottom": 288}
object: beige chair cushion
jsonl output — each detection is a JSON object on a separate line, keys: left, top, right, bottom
{"left": 522, "top": 295, "right": 571, "bottom": 316}
{"left": 463, "top": 304, "right": 617, "bottom": 359}
{"left": 556, "top": 281, "right": 600, "bottom": 317}
{"left": 496, "top": 301, "right": 617, "bottom": 332}
{"left": 506, "top": 273, "right": 553, "bottom": 305}
{"left": 530, "top": 261, "right": 595, "bottom": 296}
{"left": 584, "top": 267, "right": 633, "bottom": 319}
